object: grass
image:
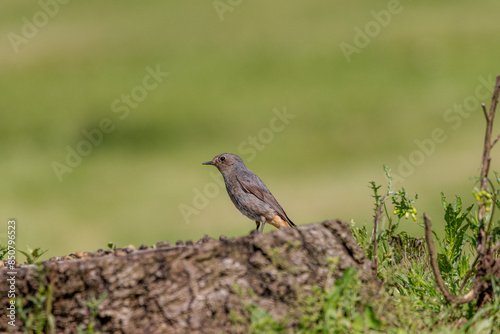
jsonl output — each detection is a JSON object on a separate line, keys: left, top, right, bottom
{"left": 241, "top": 159, "right": 500, "bottom": 333}
{"left": 1, "top": 1, "right": 500, "bottom": 260}
{"left": 16, "top": 265, "right": 56, "bottom": 334}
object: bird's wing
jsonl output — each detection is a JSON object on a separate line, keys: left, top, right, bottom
{"left": 236, "top": 174, "right": 295, "bottom": 227}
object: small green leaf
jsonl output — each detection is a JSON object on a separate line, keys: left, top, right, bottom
{"left": 437, "top": 253, "right": 452, "bottom": 275}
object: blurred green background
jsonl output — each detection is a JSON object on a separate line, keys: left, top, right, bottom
{"left": 1, "top": 0, "right": 499, "bottom": 259}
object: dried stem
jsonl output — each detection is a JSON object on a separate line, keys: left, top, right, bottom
{"left": 481, "top": 103, "right": 489, "bottom": 120}
{"left": 492, "top": 133, "right": 500, "bottom": 148}
{"left": 424, "top": 214, "right": 474, "bottom": 304}
{"left": 479, "top": 75, "right": 500, "bottom": 195}
{"left": 477, "top": 75, "right": 500, "bottom": 259}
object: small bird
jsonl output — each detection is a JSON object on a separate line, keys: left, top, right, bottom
{"left": 203, "top": 153, "right": 295, "bottom": 233}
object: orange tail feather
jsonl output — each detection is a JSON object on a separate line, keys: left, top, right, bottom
{"left": 270, "top": 215, "right": 290, "bottom": 229}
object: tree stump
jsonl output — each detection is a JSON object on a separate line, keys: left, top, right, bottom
{"left": 0, "top": 220, "right": 378, "bottom": 333}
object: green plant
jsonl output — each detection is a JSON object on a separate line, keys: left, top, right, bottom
{"left": 348, "top": 75, "right": 500, "bottom": 333}
{"left": 363, "top": 173, "right": 438, "bottom": 308}
{"left": 295, "top": 267, "right": 384, "bottom": 334}
{"left": 106, "top": 241, "right": 116, "bottom": 250}
{"left": 248, "top": 305, "right": 286, "bottom": 334}
{"left": 430, "top": 193, "right": 474, "bottom": 295}
{"left": 16, "top": 265, "right": 55, "bottom": 334}
{"left": 77, "top": 293, "right": 107, "bottom": 334}
{"left": 421, "top": 74, "right": 500, "bottom": 308}
{"left": 349, "top": 169, "right": 500, "bottom": 332}
{"left": 18, "top": 246, "right": 48, "bottom": 265}
{"left": 353, "top": 165, "right": 485, "bottom": 324}
{"left": 0, "top": 244, "right": 7, "bottom": 260}
{"left": 364, "top": 166, "right": 422, "bottom": 268}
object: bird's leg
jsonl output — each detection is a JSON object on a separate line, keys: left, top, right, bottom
{"left": 255, "top": 221, "right": 261, "bottom": 231}
{"left": 259, "top": 221, "right": 266, "bottom": 234}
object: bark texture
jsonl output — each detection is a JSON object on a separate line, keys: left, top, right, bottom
{"left": 0, "top": 220, "right": 378, "bottom": 333}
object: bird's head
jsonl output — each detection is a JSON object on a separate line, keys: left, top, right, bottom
{"left": 202, "top": 153, "right": 244, "bottom": 174}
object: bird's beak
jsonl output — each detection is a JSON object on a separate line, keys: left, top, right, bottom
{"left": 202, "top": 161, "right": 215, "bottom": 165}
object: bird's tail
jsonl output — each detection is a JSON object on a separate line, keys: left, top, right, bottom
{"left": 271, "top": 214, "right": 296, "bottom": 229}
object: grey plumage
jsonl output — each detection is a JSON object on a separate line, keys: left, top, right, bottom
{"left": 203, "top": 153, "right": 295, "bottom": 233}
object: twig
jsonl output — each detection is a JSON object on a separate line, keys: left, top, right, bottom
{"left": 477, "top": 75, "right": 500, "bottom": 259}
{"left": 479, "top": 74, "right": 500, "bottom": 195}
{"left": 481, "top": 103, "right": 488, "bottom": 120}
{"left": 423, "top": 214, "right": 474, "bottom": 304}
{"left": 492, "top": 133, "right": 500, "bottom": 148}
{"left": 489, "top": 75, "right": 500, "bottom": 123}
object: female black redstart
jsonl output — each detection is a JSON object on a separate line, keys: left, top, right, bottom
{"left": 203, "top": 153, "right": 295, "bottom": 233}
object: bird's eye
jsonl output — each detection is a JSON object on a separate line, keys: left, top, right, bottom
{"left": 220, "top": 156, "right": 226, "bottom": 162}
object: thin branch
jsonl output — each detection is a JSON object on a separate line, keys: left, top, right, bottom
{"left": 478, "top": 75, "right": 500, "bottom": 223}
{"left": 489, "top": 74, "right": 500, "bottom": 122}
{"left": 482, "top": 103, "right": 488, "bottom": 120}
{"left": 492, "top": 133, "right": 500, "bottom": 148}
{"left": 461, "top": 290, "right": 475, "bottom": 304}
{"left": 424, "top": 214, "right": 475, "bottom": 304}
